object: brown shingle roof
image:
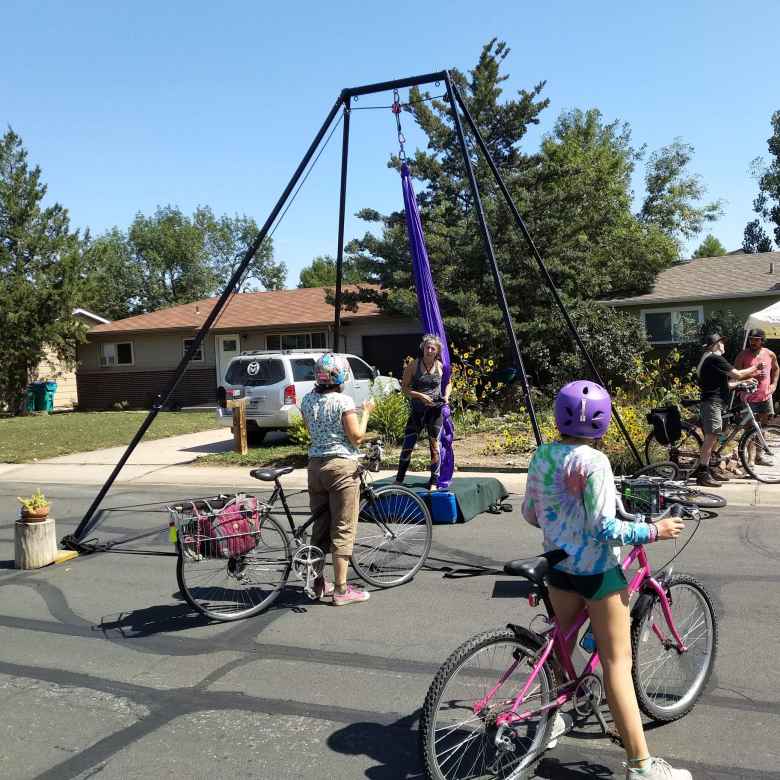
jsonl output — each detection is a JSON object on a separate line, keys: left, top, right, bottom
{"left": 604, "top": 251, "right": 780, "bottom": 306}
{"left": 89, "top": 286, "right": 381, "bottom": 335}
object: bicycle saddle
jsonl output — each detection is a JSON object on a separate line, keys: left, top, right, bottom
{"left": 250, "top": 466, "right": 294, "bottom": 481}
{"left": 503, "top": 550, "right": 569, "bottom": 586}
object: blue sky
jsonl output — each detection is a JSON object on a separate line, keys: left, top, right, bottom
{"left": 3, "top": 1, "right": 778, "bottom": 289}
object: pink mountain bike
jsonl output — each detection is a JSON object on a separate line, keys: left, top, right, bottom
{"left": 420, "top": 499, "right": 718, "bottom": 780}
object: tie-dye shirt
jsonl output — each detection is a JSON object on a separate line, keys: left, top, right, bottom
{"left": 521, "top": 441, "right": 652, "bottom": 575}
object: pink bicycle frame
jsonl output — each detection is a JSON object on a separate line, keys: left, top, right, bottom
{"left": 490, "top": 545, "right": 687, "bottom": 728}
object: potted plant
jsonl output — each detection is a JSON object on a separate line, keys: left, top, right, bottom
{"left": 17, "top": 490, "right": 50, "bottom": 523}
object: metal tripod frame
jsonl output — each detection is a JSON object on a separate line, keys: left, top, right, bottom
{"left": 66, "top": 68, "right": 639, "bottom": 550}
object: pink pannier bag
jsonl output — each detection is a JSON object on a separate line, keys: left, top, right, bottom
{"left": 204, "top": 495, "right": 261, "bottom": 558}
{"left": 177, "top": 495, "right": 261, "bottom": 559}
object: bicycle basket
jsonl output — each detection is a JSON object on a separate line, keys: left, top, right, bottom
{"left": 645, "top": 405, "right": 682, "bottom": 446}
{"left": 620, "top": 478, "right": 660, "bottom": 515}
{"left": 170, "top": 495, "right": 264, "bottom": 559}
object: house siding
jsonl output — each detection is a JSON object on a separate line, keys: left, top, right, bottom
{"left": 617, "top": 294, "right": 780, "bottom": 323}
{"left": 77, "top": 367, "right": 216, "bottom": 410}
{"left": 77, "top": 316, "right": 422, "bottom": 409}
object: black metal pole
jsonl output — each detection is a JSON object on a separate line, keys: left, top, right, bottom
{"left": 333, "top": 96, "right": 351, "bottom": 352}
{"left": 450, "top": 83, "right": 642, "bottom": 466}
{"left": 65, "top": 92, "right": 346, "bottom": 548}
{"left": 344, "top": 71, "right": 447, "bottom": 99}
{"left": 443, "top": 71, "right": 543, "bottom": 445}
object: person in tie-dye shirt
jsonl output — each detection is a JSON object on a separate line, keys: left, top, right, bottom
{"left": 522, "top": 381, "right": 689, "bottom": 780}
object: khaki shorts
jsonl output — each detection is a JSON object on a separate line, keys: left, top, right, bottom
{"left": 308, "top": 457, "right": 361, "bottom": 556}
{"left": 700, "top": 398, "right": 725, "bottom": 435}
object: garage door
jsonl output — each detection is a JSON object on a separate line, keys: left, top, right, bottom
{"left": 362, "top": 334, "right": 422, "bottom": 377}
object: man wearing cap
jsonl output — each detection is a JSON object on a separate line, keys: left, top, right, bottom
{"left": 694, "top": 333, "right": 764, "bottom": 487}
{"left": 735, "top": 328, "right": 778, "bottom": 465}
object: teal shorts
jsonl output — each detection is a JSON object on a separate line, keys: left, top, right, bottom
{"left": 548, "top": 565, "right": 628, "bottom": 601}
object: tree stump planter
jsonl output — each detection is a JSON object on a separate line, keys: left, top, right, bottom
{"left": 15, "top": 517, "right": 57, "bottom": 569}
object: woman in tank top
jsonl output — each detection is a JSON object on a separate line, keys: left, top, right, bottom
{"left": 395, "top": 334, "right": 452, "bottom": 490}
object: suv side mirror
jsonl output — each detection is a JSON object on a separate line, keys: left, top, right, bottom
{"left": 372, "top": 366, "right": 380, "bottom": 379}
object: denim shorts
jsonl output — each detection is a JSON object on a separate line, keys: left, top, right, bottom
{"left": 749, "top": 398, "right": 775, "bottom": 416}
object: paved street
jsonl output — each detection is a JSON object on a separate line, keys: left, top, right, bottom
{"left": 1, "top": 476, "right": 779, "bottom": 779}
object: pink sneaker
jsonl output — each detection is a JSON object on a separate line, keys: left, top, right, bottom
{"left": 313, "top": 577, "right": 335, "bottom": 601}
{"left": 332, "top": 584, "right": 370, "bottom": 606}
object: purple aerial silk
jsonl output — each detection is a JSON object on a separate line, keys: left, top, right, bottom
{"left": 400, "top": 163, "right": 455, "bottom": 488}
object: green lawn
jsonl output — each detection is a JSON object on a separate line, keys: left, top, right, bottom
{"left": 0, "top": 411, "right": 223, "bottom": 463}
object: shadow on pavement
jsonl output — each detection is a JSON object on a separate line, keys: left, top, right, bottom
{"left": 328, "top": 712, "right": 423, "bottom": 779}
{"left": 536, "top": 756, "right": 614, "bottom": 777}
{"left": 96, "top": 602, "right": 212, "bottom": 637}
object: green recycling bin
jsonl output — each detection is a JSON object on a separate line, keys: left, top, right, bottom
{"left": 25, "top": 386, "right": 37, "bottom": 413}
{"left": 43, "top": 381, "right": 58, "bottom": 412}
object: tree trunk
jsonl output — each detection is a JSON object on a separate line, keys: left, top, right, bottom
{"left": 15, "top": 518, "right": 57, "bottom": 569}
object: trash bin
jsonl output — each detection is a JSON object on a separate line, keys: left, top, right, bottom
{"left": 25, "top": 386, "right": 37, "bottom": 413}
{"left": 43, "top": 381, "right": 58, "bottom": 412}
{"left": 30, "top": 381, "right": 46, "bottom": 411}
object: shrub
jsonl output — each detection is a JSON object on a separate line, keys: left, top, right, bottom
{"left": 288, "top": 412, "right": 310, "bottom": 448}
{"left": 368, "top": 391, "right": 410, "bottom": 444}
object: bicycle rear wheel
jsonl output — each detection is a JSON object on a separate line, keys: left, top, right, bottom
{"left": 631, "top": 574, "right": 717, "bottom": 722}
{"left": 739, "top": 425, "right": 780, "bottom": 483}
{"left": 659, "top": 486, "right": 727, "bottom": 509}
{"left": 352, "top": 484, "right": 432, "bottom": 588}
{"left": 176, "top": 513, "right": 291, "bottom": 622}
{"left": 644, "top": 424, "right": 702, "bottom": 471}
{"left": 630, "top": 461, "right": 681, "bottom": 480}
{"left": 420, "top": 628, "right": 557, "bottom": 780}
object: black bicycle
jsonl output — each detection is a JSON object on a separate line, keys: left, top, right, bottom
{"left": 168, "top": 442, "right": 433, "bottom": 621}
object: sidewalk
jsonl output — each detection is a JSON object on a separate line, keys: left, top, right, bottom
{"left": 0, "top": 429, "right": 777, "bottom": 506}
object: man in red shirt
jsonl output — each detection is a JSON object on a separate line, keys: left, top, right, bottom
{"left": 735, "top": 328, "right": 779, "bottom": 465}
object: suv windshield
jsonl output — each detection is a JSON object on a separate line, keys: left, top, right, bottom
{"left": 226, "top": 358, "right": 285, "bottom": 387}
{"left": 291, "top": 359, "right": 316, "bottom": 382}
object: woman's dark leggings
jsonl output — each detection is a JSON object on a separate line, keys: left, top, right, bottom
{"left": 396, "top": 403, "right": 444, "bottom": 485}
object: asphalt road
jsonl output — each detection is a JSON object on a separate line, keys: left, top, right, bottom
{"left": 1, "top": 479, "right": 778, "bottom": 780}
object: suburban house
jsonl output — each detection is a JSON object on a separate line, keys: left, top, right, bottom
{"left": 33, "top": 308, "right": 110, "bottom": 409}
{"left": 76, "top": 286, "right": 421, "bottom": 410}
{"left": 604, "top": 250, "right": 780, "bottom": 346}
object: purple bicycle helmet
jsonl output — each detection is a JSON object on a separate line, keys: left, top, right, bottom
{"left": 554, "top": 380, "right": 612, "bottom": 439}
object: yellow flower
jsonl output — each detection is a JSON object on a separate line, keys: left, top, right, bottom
{"left": 488, "top": 359, "right": 494, "bottom": 367}
{"left": 475, "top": 359, "right": 481, "bottom": 366}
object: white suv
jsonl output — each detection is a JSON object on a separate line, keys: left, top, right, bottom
{"left": 217, "top": 350, "right": 400, "bottom": 443}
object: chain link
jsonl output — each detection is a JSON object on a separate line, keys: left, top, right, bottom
{"left": 391, "top": 88, "right": 406, "bottom": 161}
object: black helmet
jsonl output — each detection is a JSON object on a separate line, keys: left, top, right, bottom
{"left": 702, "top": 333, "right": 724, "bottom": 348}
{"left": 748, "top": 328, "right": 766, "bottom": 340}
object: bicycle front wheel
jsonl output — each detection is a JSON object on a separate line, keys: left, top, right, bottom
{"left": 631, "top": 574, "right": 717, "bottom": 722}
{"left": 739, "top": 425, "right": 780, "bottom": 483}
{"left": 644, "top": 424, "right": 702, "bottom": 471}
{"left": 420, "top": 628, "right": 558, "bottom": 780}
{"left": 176, "top": 512, "right": 291, "bottom": 622}
{"left": 352, "top": 484, "right": 432, "bottom": 588}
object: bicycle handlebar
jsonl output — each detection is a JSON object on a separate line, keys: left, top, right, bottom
{"left": 615, "top": 492, "right": 682, "bottom": 524}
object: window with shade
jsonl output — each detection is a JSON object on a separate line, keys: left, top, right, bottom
{"left": 266, "top": 332, "right": 327, "bottom": 350}
{"left": 640, "top": 307, "right": 703, "bottom": 344}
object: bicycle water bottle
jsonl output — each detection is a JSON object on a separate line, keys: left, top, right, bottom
{"left": 579, "top": 623, "right": 596, "bottom": 654}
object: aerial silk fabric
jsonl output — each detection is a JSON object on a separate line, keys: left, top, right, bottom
{"left": 400, "top": 162, "right": 455, "bottom": 488}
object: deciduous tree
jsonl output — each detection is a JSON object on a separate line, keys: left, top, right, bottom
{"left": 743, "top": 110, "right": 780, "bottom": 252}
